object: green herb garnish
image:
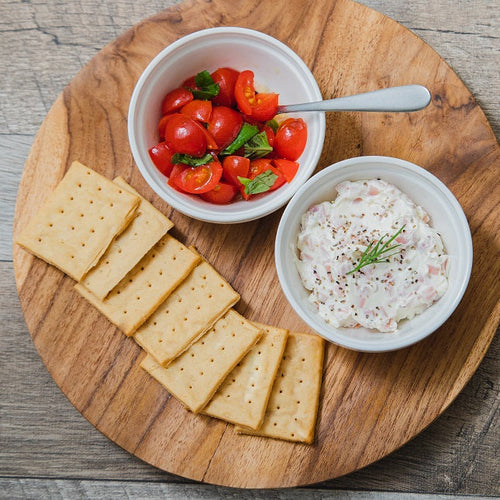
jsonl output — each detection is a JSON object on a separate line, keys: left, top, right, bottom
{"left": 187, "top": 70, "right": 220, "bottom": 100}
{"left": 243, "top": 131, "right": 273, "bottom": 159}
{"left": 346, "top": 225, "right": 406, "bottom": 275}
{"left": 238, "top": 170, "right": 278, "bottom": 195}
{"left": 220, "top": 123, "right": 259, "bottom": 156}
{"left": 171, "top": 152, "right": 213, "bottom": 167}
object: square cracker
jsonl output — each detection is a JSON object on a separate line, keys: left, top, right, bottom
{"left": 81, "top": 177, "right": 173, "bottom": 299}
{"left": 140, "top": 310, "right": 262, "bottom": 413}
{"left": 16, "top": 161, "right": 140, "bottom": 281}
{"left": 75, "top": 235, "right": 200, "bottom": 336}
{"left": 236, "top": 332, "right": 325, "bottom": 444}
{"left": 202, "top": 323, "right": 288, "bottom": 430}
{"left": 134, "top": 258, "right": 240, "bottom": 366}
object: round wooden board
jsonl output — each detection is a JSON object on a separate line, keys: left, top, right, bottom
{"left": 12, "top": 0, "right": 499, "bottom": 489}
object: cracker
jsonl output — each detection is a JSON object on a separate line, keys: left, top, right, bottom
{"left": 75, "top": 235, "right": 200, "bottom": 336}
{"left": 134, "top": 258, "right": 240, "bottom": 366}
{"left": 140, "top": 310, "right": 262, "bottom": 413}
{"left": 81, "top": 177, "right": 173, "bottom": 299}
{"left": 202, "top": 323, "right": 288, "bottom": 430}
{"left": 236, "top": 332, "right": 324, "bottom": 444}
{"left": 16, "top": 161, "right": 140, "bottom": 281}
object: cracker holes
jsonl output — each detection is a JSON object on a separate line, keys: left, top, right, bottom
{"left": 257, "top": 351, "right": 262, "bottom": 355}
{"left": 231, "top": 333, "right": 235, "bottom": 337}
{"left": 200, "top": 372, "right": 204, "bottom": 376}
{"left": 97, "top": 186, "right": 102, "bottom": 191}
{"left": 276, "top": 406, "right": 280, "bottom": 410}
{"left": 210, "top": 358, "right": 214, "bottom": 363}
{"left": 78, "top": 183, "right": 82, "bottom": 188}
{"left": 188, "top": 385, "right": 193, "bottom": 390}
{"left": 59, "top": 209, "right": 64, "bottom": 214}
{"left": 183, "top": 317, "right": 188, "bottom": 321}
{"left": 100, "top": 216, "right": 104, "bottom": 220}
{"left": 81, "top": 243, "right": 85, "bottom": 247}
{"left": 291, "top": 433, "right": 295, "bottom": 438}
{"left": 147, "top": 283, "right": 152, "bottom": 288}
{"left": 299, "top": 380, "right": 303, "bottom": 384}
{"left": 226, "top": 394, "right": 231, "bottom": 398}
{"left": 118, "top": 189, "right": 122, "bottom": 194}
{"left": 172, "top": 255, "right": 177, "bottom": 261}
{"left": 221, "top": 346, "right": 225, "bottom": 351}
{"left": 109, "top": 203, "right": 114, "bottom": 207}
{"left": 136, "top": 296, "right": 141, "bottom": 301}
{"left": 71, "top": 226, "right": 75, "bottom": 231}
{"left": 80, "top": 213, "right": 84, "bottom": 218}
{"left": 301, "top": 358, "right": 306, "bottom": 362}
{"left": 247, "top": 400, "right": 252, "bottom": 404}
{"left": 158, "top": 339, "right": 163, "bottom": 343}
{"left": 48, "top": 223, "right": 53, "bottom": 228}
{"left": 190, "top": 353, "right": 195, "bottom": 357}
{"left": 297, "top": 401, "right": 301, "bottom": 405}
{"left": 180, "top": 367, "right": 184, "bottom": 371}
{"left": 202, "top": 275, "right": 207, "bottom": 280}
{"left": 90, "top": 228, "right": 95, "bottom": 233}
{"left": 196, "top": 306, "right": 201, "bottom": 310}
{"left": 255, "top": 367, "right": 259, "bottom": 371}
{"left": 273, "top": 422, "right": 278, "bottom": 427}
{"left": 123, "top": 310, "right": 127, "bottom": 314}
{"left": 69, "top": 196, "right": 74, "bottom": 201}
{"left": 89, "top": 200, "right": 94, "bottom": 204}
{"left": 177, "top": 298, "right": 182, "bottom": 303}
{"left": 117, "top": 248, "right": 122, "bottom": 253}
{"left": 251, "top": 383, "right": 255, "bottom": 388}
{"left": 153, "top": 321, "right": 157, "bottom": 326}
{"left": 37, "top": 238, "right": 42, "bottom": 242}
{"left": 159, "top": 270, "right": 163, "bottom": 276}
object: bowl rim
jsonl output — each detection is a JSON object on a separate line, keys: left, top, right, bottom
{"left": 275, "top": 155, "right": 473, "bottom": 352}
{"left": 128, "top": 26, "right": 326, "bottom": 223}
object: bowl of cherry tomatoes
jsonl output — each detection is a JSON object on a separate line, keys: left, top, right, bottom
{"left": 128, "top": 27, "right": 325, "bottom": 223}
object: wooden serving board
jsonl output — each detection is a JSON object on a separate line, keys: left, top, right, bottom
{"left": 12, "top": 0, "right": 499, "bottom": 488}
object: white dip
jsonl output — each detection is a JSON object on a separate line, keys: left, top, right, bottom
{"left": 296, "top": 179, "right": 449, "bottom": 332}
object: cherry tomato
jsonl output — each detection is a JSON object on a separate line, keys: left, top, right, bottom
{"left": 180, "top": 99, "right": 212, "bottom": 123}
{"left": 274, "top": 118, "right": 307, "bottom": 161}
{"left": 161, "top": 88, "right": 193, "bottom": 115}
{"left": 200, "top": 182, "right": 238, "bottom": 204}
{"left": 262, "top": 124, "right": 275, "bottom": 147}
{"left": 149, "top": 142, "right": 176, "bottom": 177}
{"left": 234, "top": 70, "right": 279, "bottom": 121}
{"left": 182, "top": 75, "right": 197, "bottom": 89}
{"left": 272, "top": 159, "right": 299, "bottom": 182}
{"left": 211, "top": 67, "right": 240, "bottom": 107}
{"left": 222, "top": 155, "right": 250, "bottom": 186}
{"left": 195, "top": 122, "right": 218, "bottom": 150}
{"left": 207, "top": 106, "right": 243, "bottom": 149}
{"left": 167, "top": 164, "right": 188, "bottom": 192}
{"left": 164, "top": 114, "right": 207, "bottom": 157}
{"left": 170, "top": 160, "right": 223, "bottom": 194}
{"left": 158, "top": 113, "right": 177, "bottom": 140}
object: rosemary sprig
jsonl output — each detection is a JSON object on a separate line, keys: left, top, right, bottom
{"left": 346, "top": 225, "right": 406, "bottom": 275}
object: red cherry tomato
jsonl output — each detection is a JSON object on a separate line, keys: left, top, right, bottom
{"left": 182, "top": 75, "right": 197, "bottom": 89}
{"left": 222, "top": 155, "right": 250, "bottom": 187}
{"left": 207, "top": 106, "right": 243, "bottom": 149}
{"left": 161, "top": 88, "right": 193, "bottom": 115}
{"left": 167, "top": 164, "right": 188, "bottom": 192}
{"left": 234, "top": 70, "right": 279, "bottom": 121}
{"left": 200, "top": 182, "right": 238, "bottom": 204}
{"left": 274, "top": 118, "right": 307, "bottom": 161}
{"left": 164, "top": 114, "right": 207, "bottom": 157}
{"left": 149, "top": 142, "right": 176, "bottom": 177}
{"left": 180, "top": 99, "right": 212, "bottom": 123}
{"left": 158, "top": 113, "right": 177, "bottom": 140}
{"left": 272, "top": 159, "right": 299, "bottom": 183}
{"left": 262, "top": 124, "right": 275, "bottom": 147}
{"left": 170, "top": 160, "right": 223, "bottom": 194}
{"left": 211, "top": 67, "right": 240, "bottom": 107}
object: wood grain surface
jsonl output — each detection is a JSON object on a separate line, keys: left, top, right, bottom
{"left": 1, "top": 0, "right": 498, "bottom": 496}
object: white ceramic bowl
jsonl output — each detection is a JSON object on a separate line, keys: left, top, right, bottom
{"left": 275, "top": 156, "right": 473, "bottom": 352}
{"left": 128, "top": 27, "right": 325, "bottom": 223}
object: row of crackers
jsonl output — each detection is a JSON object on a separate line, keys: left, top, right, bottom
{"left": 17, "top": 161, "right": 325, "bottom": 443}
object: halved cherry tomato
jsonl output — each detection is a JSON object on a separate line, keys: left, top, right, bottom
{"left": 149, "top": 142, "right": 175, "bottom": 177}
{"left": 195, "top": 122, "right": 218, "bottom": 150}
{"left": 170, "top": 160, "right": 223, "bottom": 194}
{"left": 211, "top": 68, "right": 240, "bottom": 107}
{"left": 207, "top": 106, "right": 243, "bottom": 149}
{"left": 180, "top": 99, "right": 212, "bottom": 123}
{"left": 182, "top": 75, "right": 197, "bottom": 90}
{"left": 168, "top": 164, "right": 188, "bottom": 192}
{"left": 158, "top": 113, "right": 177, "bottom": 139}
{"left": 222, "top": 155, "right": 250, "bottom": 186}
{"left": 234, "top": 70, "right": 279, "bottom": 121}
{"left": 161, "top": 88, "right": 193, "bottom": 115}
{"left": 200, "top": 182, "right": 238, "bottom": 204}
{"left": 272, "top": 158, "right": 299, "bottom": 183}
{"left": 262, "top": 124, "right": 275, "bottom": 147}
{"left": 274, "top": 118, "right": 307, "bottom": 161}
{"left": 164, "top": 114, "right": 207, "bottom": 157}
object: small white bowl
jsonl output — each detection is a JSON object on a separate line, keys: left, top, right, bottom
{"left": 128, "top": 27, "right": 325, "bottom": 223}
{"left": 275, "top": 156, "right": 473, "bottom": 352}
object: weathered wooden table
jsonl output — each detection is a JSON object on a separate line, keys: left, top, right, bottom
{"left": 1, "top": 0, "right": 498, "bottom": 498}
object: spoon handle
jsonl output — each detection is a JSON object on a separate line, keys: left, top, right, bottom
{"left": 276, "top": 85, "right": 431, "bottom": 113}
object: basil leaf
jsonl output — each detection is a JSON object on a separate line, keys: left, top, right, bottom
{"left": 171, "top": 153, "right": 213, "bottom": 167}
{"left": 237, "top": 170, "right": 278, "bottom": 195}
{"left": 266, "top": 118, "right": 279, "bottom": 133}
{"left": 243, "top": 131, "right": 273, "bottom": 159}
{"left": 220, "top": 123, "right": 259, "bottom": 156}
{"left": 186, "top": 70, "right": 219, "bottom": 100}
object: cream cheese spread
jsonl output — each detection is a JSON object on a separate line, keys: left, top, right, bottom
{"left": 296, "top": 179, "right": 449, "bottom": 332}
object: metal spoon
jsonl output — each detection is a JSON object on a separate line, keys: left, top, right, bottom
{"left": 276, "top": 85, "right": 431, "bottom": 114}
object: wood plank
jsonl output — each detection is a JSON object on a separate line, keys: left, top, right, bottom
{"left": 0, "top": 479, "right": 484, "bottom": 500}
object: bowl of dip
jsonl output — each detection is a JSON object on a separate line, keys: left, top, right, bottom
{"left": 275, "top": 156, "right": 473, "bottom": 352}
{"left": 128, "top": 27, "right": 325, "bottom": 223}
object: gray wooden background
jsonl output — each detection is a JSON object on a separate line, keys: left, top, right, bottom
{"left": 1, "top": 0, "right": 498, "bottom": 498}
